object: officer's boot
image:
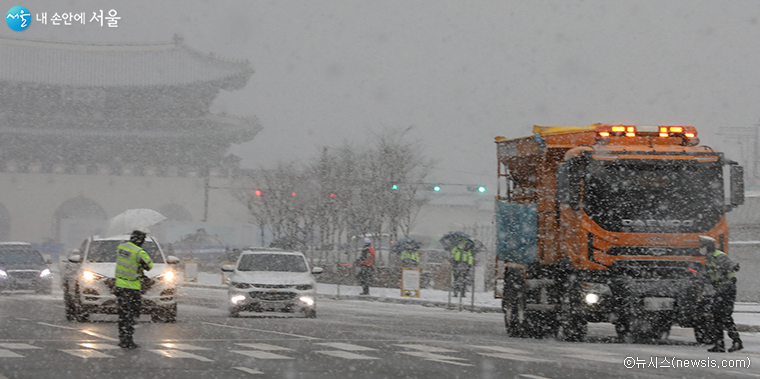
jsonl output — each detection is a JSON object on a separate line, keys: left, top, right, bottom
{"left": 728, "top": 340, "right": 743, "bottom": 353}
{"left": 708, "top": 340, "right": 725, "bottom": 353}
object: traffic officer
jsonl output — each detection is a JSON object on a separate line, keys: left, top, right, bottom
{"left": 356, "top": 237, "right": 375, "bottom": 295}
{"left": 699, "top": 236, "right": 742, "bottom": 353}
{"left": 400, "top": 248, "right": 420, "bottom": 268}
{"left": 450, "top": 238, "right": 473, "bottom": 298}
{"left": 115, "top": 229, "right": 153, "bottom": 349}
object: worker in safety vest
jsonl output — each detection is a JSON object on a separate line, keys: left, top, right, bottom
{"left": 450, "top": 238, "right": 473, "bottom": 298}
{"left": 400, "top": 249, "right": 420, "bottom": 268}
{"left": 356, "top": 237, "right": 375, "bottom": 295}
{"left": 699, "top": 236, "right": 742, "bottom": 353}
{"left": 115, "top": 229, "right": 153, "bottom": 349}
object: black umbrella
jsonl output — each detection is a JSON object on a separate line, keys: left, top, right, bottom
{"left": 391, "top": 237, "right": 421, "bottom": 256}
{"left": 439, "top": 231, "right": 474, "bottom": 251}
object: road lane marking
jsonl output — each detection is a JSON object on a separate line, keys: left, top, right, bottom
{"left": 36, "top": 322, "right": 118, "bottom": 341}
{"left": 200, "top": 322, "right": 320, "bottom": 340}
{"left": 394, "top": 344, "right": 457, "bottom": 353}
{"left": 0, "top": 350, "right": 23, "bottom": 358}
{"left": 469, "top": 345, "right": 528, "bottom": 355}
{"left": 232, "top": 350, "right": 293, "bottom": 359}
{"left": 158, "top": 343, "right": 211, "bottom": 350}
{"left": 727, "top": 371, "right": 760, "bottom": 378}
{"left": 0, "top": 343, "right": 40, "bottom": 349}
{"left": 315, "top": 351, "right": 379, "bottom": 360}
{"left": 564, "top": 354, "right": 620, "bottom": 364}
{"left": 478, "top": 352, "right": 553, "bottom": 363}
{"left": 234, "top": 367, "right": 264, "bottom": 375}
{"left": 520, "top": 375, "right": 553, "bottom": 379}
{"left": 60, "top": 349, "right": 114, "bottom": 358}
{"left": 315, "top": 342, "right": 376, "bottom": 351}
{"left": 150, "top": 349, "right": 214, "bottom": 362}
{"left": 400, "top": 351, "right": 468, "bottom": 361}
{"left": 235, "top": 343, "right": 294, "bottom": 351}
{"left": 425, "top": 358, "right": 474, "bottom": 367}
{"left": 79, "top": 343, "right": 120, "bottom": 350}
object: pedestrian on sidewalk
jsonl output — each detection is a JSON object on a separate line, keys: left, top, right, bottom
{"left": 450, "top": 238, "right": 473, "bottom": 298}
{"left": 356, "top": 237, "right": 375, "bottom": 295}
{"left": 699, "top": 236, "right": 742, "bottom": 353}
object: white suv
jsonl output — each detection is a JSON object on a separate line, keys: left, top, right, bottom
{"left": 61, "top": 235, "right": 179, "bottom": 322}
{"left": 222, "top": 249, "right": 323, "bottom": 318}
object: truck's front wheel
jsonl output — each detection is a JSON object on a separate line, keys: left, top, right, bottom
{"left": 503, "top": 268, "right": 526, "bottom": 337}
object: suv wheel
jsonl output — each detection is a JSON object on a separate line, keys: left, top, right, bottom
{"left": 73, "top": 285, "right": 89, "bottom": 322}
{"left": 305, "top": 309, "right": 317, "bottom": 318}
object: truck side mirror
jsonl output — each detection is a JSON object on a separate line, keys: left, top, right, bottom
{"left": 68, "top": 254, "right": 82, "bottom": 263}
{"left": 221, "top": 264, "right": 235, "bottom": 272}
{"left": 729, "top": 164, "right": 744, "bottom": 209}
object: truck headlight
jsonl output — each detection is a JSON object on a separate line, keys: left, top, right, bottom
{"left": 299, "top": 296, "right": 315, "bottom": 306}
{"left": 39, "top": 269, "right": 51, "bottom": 278}
{"left": 585, "top": 293, "right": 600, "bottom": 304}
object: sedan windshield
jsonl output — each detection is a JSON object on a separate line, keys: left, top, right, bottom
{"left": 0, "top": 249, "right": 45, "bottom": 265}
{"left": 86, "top": 240, "right": 165, "bottom": 263}
{"left": 237, "top": 254, "right": 308, "bottom": 272}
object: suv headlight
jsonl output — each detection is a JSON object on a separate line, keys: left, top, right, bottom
{"left": 40, "top": 269, "right": 51, "bottom": 278}
{"left": 295, "top": 284, "right": 313, "bottom": 291}
{"left": 82, "top": 270, "right": 106, "bottom": 281}
{"left": 155, "top": 271, "right": 175, "bottom": 282}
{"left": 0, "top": 270, "right": 6, "bottom": 278}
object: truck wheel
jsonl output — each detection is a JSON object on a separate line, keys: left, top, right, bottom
{"left": 557, "top": 282, "right": 587, "bottom": 342}
{"left": 503, "top": 269, "right": 526, "bottom": 337}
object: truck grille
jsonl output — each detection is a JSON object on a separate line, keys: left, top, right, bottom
{"left": 606, "top": 246, "right": 700, "bottom": 257}
{"left": 609, "top": 260, "right": 702, "bottom": 280}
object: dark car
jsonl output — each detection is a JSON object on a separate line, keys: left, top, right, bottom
{"left": 0, "top": 242, "right": 53, "bottom": 294}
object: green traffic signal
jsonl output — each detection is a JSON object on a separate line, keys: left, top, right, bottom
{"left": 433, "top": 185, "right": 441, "bottom": 192}
{"left": 391, "top": 184, "right": 398, "bottom": 190}
{"left": 478, "top": 186, "right": 486, "bottom": 193}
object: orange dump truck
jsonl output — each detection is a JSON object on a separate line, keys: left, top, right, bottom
{"left": 494, "top": 124, "right": 744, "bottom": 342}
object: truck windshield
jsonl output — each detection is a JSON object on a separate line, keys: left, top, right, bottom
{"left": 86, "top": 240, "right": 165, "bottom": 263}
{"left": 237, "top": 253, "right": 308, "bottom": 272}
{"left": 584, "top": 159, "right": 723, "bottom": 233}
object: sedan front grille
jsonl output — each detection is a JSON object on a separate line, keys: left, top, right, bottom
{"left": 8, "top": 270, "right": 39, "bottom": 280}
{"left": 250, "top": 292, "right": 297, "bottom": 301}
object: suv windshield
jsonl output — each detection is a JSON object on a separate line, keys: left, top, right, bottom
{"left": 0, "top": 248, "right": 45, "bottom": 265}
{"left": 584, "top": 159, "right": 724, "bottom": 233}
{"left": 238, "top": 253, "right": 308, "bottom": 272}
{"left": 86, "top": 240, "right": 165, "bottom": 263}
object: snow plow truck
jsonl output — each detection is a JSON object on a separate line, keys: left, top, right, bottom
{"left": 494, "top": 124, "right": 744, "bottom": 343}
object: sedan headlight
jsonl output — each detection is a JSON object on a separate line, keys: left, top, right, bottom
{"left": 82, "top": 270, "right": 106, "bottom": 281}
{"left": 295, "top": 284, "right": 313, "bottom": 291}
{"left": 299, "top": 296, "right": 315, "bottom": 306}
{"left": 39, "top": 269, "right": 51, "bottom": 278}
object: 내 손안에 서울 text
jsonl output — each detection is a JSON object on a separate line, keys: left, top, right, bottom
{"left": 33, "top": 9, "right": 120, "bottom": 27}
{"left": 623, "top": 356, "right": 751, "bottom": 369}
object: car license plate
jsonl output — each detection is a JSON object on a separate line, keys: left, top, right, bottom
{"left": 643, "top": 297, "right": 674, "bottom": 311}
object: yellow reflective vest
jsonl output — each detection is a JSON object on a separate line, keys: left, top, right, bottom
{"left": 451, "top": 245, "right": 473, "bottom": 265}
{"left": 115, "top": 242, "right": 153, "bottom": 290}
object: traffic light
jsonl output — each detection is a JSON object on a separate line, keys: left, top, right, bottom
{"left": 391, "top": 184, "right": 398, "bottom": 190}
{"left": 254, "top": 190, "right": 262, "bottom": 196}
{"left": 467, "top": 185, "right": 486, "bottom": 193}
{"left": 433, "top": 185, "right": 441, "bottom": 192}
{"left": 424, "top": 184, "right": 442, "bottom": 192}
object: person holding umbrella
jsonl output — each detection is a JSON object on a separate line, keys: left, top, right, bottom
{"left": 450, "top": 237, "right": 473, "bottom": 297}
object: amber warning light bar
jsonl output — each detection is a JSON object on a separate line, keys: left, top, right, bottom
{"left": 596, "top": 124, "right": 698, "bottom": 145}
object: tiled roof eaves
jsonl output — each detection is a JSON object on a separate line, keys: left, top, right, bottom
{"left": 0, "top": 36, "right": 254, "bottom": 88}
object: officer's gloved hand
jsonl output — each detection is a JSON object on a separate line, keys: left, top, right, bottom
{"left": 733, "top": 262, "right": 740, "bottom": 272}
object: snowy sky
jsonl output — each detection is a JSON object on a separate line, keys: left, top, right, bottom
{"left": 4, "top": 0, "right": 760, "bottom": 186}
